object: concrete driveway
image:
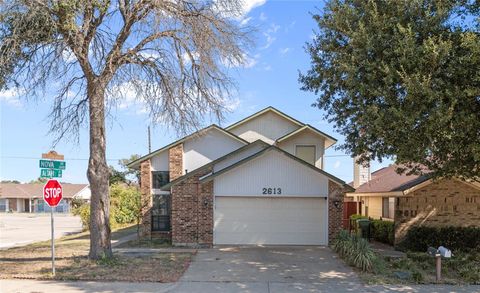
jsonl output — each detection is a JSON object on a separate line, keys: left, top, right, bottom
{"left": 177, "top": 245, "right": 363, "bottom": 292}
{"left": 0, "top": 213, "right": 82, "bottom": 249}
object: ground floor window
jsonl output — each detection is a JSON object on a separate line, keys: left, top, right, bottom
{"left": 0, "top": 199, "right": 7, "bottom": 212}
{"left": 382, "top": 197, "right": 395, "bottom": 219}
{"left": 151, "top": 194, "right": 170, "bottom": 231}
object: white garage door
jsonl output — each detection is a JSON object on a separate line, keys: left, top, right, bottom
{"left": 214, "top": 197, "right": 327, "bottom": 245}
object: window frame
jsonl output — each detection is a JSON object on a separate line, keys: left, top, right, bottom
{"left": 294, "top": 144, "right": 317, "bottom": 165}
{"left": 151, "top": 171, "right": 170, "bottom": 189}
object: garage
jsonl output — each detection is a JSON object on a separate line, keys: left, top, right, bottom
{"left": 214, "top": 196, "right": 328, "bottom": 245}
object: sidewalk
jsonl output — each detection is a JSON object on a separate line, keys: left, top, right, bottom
{"left": 2, "top": 279, "right": 479, "bottom": 293}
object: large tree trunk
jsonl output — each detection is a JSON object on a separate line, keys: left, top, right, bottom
{"left": 87, "top": 79, "right": 112, "bottom": 259}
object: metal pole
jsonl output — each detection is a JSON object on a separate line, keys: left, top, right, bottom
{"left": 51, "top": 208, "right": 55, "bottom": 276}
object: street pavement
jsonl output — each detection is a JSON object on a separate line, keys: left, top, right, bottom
{"left": 0, "top": 213, "right": 82, "bottom": 249}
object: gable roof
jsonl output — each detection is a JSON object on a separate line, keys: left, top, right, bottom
{"left": 0, "top": 183, "right": 89, "bottom": 199}
{"left": 127, "top": 124, "right": 248, "bottom": 169}
{"left": 276, "top": 124, "right": 337, "bottom": 149}
{"left": 199, "top": 145, "right": 354, "bottom": 191}
{"left": 225, "top": 106, "right": 304, "bottom": 131}
{"left": 160, "top": 140, "right": 270, "bottom": 190}
{"left": 351, "top": 165, "right": 431, "bottom": 194}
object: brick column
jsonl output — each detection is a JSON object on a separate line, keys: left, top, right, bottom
{"left": 140, "top": 159, "right": 152, "bottom": 237}
{"left": 171, "top": 168, "right": 213, "bottom": 247}
{"left": 169, "top": 144, "right": 183, "bottom": 180}
{"left": 328, "top": 180, "right": 345, "bottom": 244}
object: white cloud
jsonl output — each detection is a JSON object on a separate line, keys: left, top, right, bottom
{"left": 0, "top": 88, "right": 23, "bottom": 107}
{"left": 240, "top": 16, "right": 253, "bottom": 26}
{"left": 62, "top": 49, "right": 76, "bottom": 63}
{"left": 263, "top": 64, "right": 272, "bottom": 71}
{"left": 225, "top": 97, "right": 241, "bottom": 111}
{"left": 222, "top": 53, "right": 259, "bottom": 69}
{"left": 240, "top": 0, "right": 267, "bottom": 16}
{"left": 259, "top": 12, "right": 267, "bottom": 21}
{"left": 261, "top": 23, "right": 280, "bottom": 50}
{"left": 244, "top": 54, "right": 259, "bottom": 68}
{"left": 334, "top": 160, "right": 341, "bottom": 169}
{"left": 279, "top": 47, "right": 291, "bottom": 55}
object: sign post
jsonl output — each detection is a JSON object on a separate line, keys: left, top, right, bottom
{"left": 40, "top": 151, "right": 65, "bottom": 277}
{"left": 43, "top": 179, "right": 63, "bottom": 276}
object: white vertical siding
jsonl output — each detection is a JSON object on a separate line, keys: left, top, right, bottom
{"left": 229, "top": 111, "right": 300, "bottom": 144}
{"left": 183, "top": 128, "right": 245, "bottom": 173}
{"left": 213, "top": 143, "right": 267, "bottom": 172}
{"left": 277, "top": 129, "right": 326, "bottom": 169}
{"left": 151, "top": 150, "right": 169, "bottom": 171}
{"left": 213, "top": 150, "right": 329, "bottom": 197}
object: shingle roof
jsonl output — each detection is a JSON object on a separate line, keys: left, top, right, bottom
{"left": 0, "top": 183, "right": 88, "bottom": 199}
{"left": 353, "top": 165, "right": 430, "bottom": 193}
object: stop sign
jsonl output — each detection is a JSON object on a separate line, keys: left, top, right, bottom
{"left": 43, "top": 179, "right": 63, "bottom": 207}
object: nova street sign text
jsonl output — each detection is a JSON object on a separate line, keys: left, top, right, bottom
{"left": 39, "top": 160, "right": 66, "bottom": 170}
{"left": 41, "top": 169, "right": 62, "bottom": 178}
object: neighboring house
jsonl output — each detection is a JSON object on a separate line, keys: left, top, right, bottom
{"left": 128, "top": 107, "right": 353, "bottom": 247}
{"left": 346, "top": 164, "right": 480, "bottom": 245}
{"left": 0, "top": 183, "right": 91, "bottom": 213}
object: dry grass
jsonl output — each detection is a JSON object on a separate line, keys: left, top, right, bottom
{"left": 0, "top": 225, "right": 193, "bottom": 282}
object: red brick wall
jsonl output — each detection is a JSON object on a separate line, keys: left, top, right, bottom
{"left": 328, "top": 180, "right": 346, "bottom": 244}
{"left": 395, "top": 179, "right": 480, "bottom": 245}
{"left": 139, "top": 159, "right": 152, "bottom": 237}
{"left": 169, "top": 144, "right": 183, "bottom": 181}
{"left": 171, "top": 168, "right": 213, "bottom": 246}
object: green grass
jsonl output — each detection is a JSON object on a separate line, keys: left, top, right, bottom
{"left": 361, "top": 249, "right": 480, "bottom": 285}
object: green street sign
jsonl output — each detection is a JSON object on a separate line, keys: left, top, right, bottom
{"left": 40, "top": 169, "right": 62, "bottom": 178}
{"left": 39, "top": 160, "right": 66, "bottom": 170}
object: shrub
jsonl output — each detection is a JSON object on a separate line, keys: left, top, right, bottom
{"left": 333, "top": 230, "right": 351, "bottom": 258}
{"left": 350, "top": 237, "right": 376, "bottom": 272}
{"left": 333, "top": 230, "right": 377, "bottom": 272}
{"left": 399, "top": 226, "right": 480, "bottom": 252}
{"left": 370, "top": 219, "right": 394, "bottom": 245}
{"left": 350, "top": 214, "right": 368, "bottom": 221}
{"left": 73, "top": 183, "right": 141, "bottom": 231}
{"left": 73, "top": 204, "right": 90, "bottom": 231}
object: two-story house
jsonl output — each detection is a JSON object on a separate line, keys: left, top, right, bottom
{"left": 128, "top": 107, "right": 353, "bottom": 246}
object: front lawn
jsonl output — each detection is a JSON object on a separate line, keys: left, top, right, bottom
{"left": 0, "top": 225, "right": 193, "bottom": 282}
{"left": 361, "top": 250, "right": 480, "bottom": 285}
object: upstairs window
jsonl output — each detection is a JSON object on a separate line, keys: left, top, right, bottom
{"left": 295, "top": 145, "right": 316, "bottom": 165}
{"left": 152, "top": 171, "right": 170, "bottom": 189}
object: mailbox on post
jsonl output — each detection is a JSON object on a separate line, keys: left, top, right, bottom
{"left": 438, "top": 246, "right": 452, "bottom": 258}
{"left": 427, "top": 246, "right": 452, "bottom": 282}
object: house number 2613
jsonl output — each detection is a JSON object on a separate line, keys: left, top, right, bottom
{"left": 262, "top": 187, "right": 282, "bottom": 195}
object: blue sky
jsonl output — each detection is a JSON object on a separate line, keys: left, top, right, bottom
{"left": 0, "top": 0, "right": 392, "bottom": 184}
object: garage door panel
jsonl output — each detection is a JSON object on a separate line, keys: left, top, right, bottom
{"left": 214, "top": 197, "right": 327, "bottom": 245}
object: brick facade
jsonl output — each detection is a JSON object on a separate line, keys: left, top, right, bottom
{"left": 171, "top": 168, "right": 214, "bottom": 247}
{"left": 169, "top": 144, "right": 183, "bottom": 180}
{"left": 139, "top": 159, "right": 152, "bottom": 237}
{"left": 395, "top": 179, "right": 480, "bottom": 245}
{"left": 328, "top": 180, "right": 346, "bottom": 244}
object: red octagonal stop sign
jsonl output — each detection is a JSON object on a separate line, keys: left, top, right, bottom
{"left": 43, "top": 179, "right": 63, "bottom": 207}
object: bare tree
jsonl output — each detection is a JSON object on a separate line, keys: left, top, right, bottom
{"left": 0, "top": 0, "right": 251, "bottom": 259}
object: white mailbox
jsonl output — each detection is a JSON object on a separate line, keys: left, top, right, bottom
{"left": 438, "top": 246, "right": 452, "bottom": 258}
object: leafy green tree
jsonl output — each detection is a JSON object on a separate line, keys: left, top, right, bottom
{"left": 300, "top": 0, "right": 480, "bottom": 180}
{"left": 1, "top": 1, "right": 250, "bottom": 259}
